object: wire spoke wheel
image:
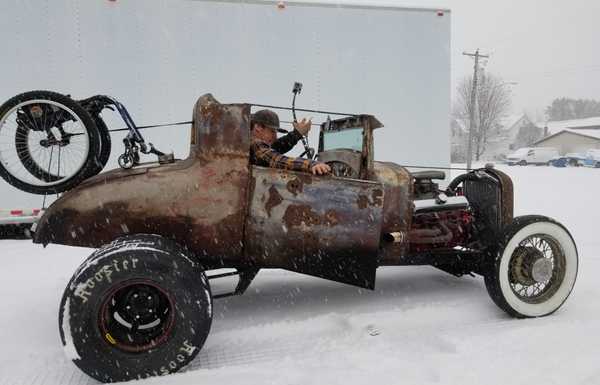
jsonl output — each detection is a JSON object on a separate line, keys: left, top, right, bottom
{"left": 484, "top": 216, "right": 578, "bottom": 318}
{"left": 99, "top": 280, "right": 175, "bottom": 353}
{"left": 0, "top": 91, "right": 100, "bottom": 194}
{"left": 508, "top": 235, "right": 566, "bottom": 304}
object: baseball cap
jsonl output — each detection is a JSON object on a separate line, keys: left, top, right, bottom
{"left": 251, "top": 109, "right": 280, "bottom": 131}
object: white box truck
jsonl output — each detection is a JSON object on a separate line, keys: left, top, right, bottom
{"left": 0, "top": 0, "right": 451, "bottom": 207}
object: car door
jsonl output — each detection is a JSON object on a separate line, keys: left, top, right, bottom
{"left": 244, "top": 166, "right": 385, "bottom": 289}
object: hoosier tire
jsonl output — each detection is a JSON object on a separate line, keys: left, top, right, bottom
{"left": 59, "top": 234, "right": 212, "bottom": 383}
{"left": 484, "top": 215, "right": 578, "bottom": 318}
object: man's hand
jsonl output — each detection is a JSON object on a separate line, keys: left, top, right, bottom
{"left": 293, "top": 118, "right": 312, "bottom": 136}
{"left": 311, "top": 162, "right": 331, "bottom": 175}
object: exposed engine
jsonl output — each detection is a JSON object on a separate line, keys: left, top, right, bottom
{"left": 409, "top": 195, "right": 473, "bottom": 253}
{"left": 407, "top": 167, "right": 513, "bottom": 254}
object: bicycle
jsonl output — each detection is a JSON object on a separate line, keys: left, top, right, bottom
{"left": 0, "top": 90, "right": 171, "bottom": 195}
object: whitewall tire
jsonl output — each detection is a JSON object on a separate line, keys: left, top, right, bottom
{"left": 484, "top": 216, "right": 578, "bottom": 318}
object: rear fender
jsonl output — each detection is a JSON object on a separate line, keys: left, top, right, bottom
{"left": 33, "top": 94, "right": 251, "bottom": 266}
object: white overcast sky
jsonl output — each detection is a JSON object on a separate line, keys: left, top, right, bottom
{"left": 316, "top": 0, "right": 600, "bottom": 119}
{"left": 444, "top": 0, "right": 600, "bottom": 119}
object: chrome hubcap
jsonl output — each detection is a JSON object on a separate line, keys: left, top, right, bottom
{"left": 531, "top": 258, "right": 553, "bottom": 283}
{"left": 508, "top": 234, "right": 566, "bottom": 304}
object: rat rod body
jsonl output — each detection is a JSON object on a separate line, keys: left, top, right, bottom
{"left": 33, "top": 94, "right": 505, "bottom": 287}
{"left": 33, "top": 95, "right": 578, "bottom": 383}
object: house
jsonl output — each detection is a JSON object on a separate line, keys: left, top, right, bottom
{"left": 484, "top": 113, "right": 536, "bottom": 159}
{"left": 451, "top": 113, "right": 536, "bottom": 161}
{"left": 534, "top": 117, "right": 600, "bottom": 154}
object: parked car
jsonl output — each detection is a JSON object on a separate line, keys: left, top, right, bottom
{"left": 506, "top": 147, "right": 559, "bottom": 165}
{"left": 583, "top": 149, "right": 600, "bottom": 168}
{"left": 549, "top": 153, "right": 585, "bottom": 167}
{"left": 31, "top": 94, "right": 579, "bottom": 383}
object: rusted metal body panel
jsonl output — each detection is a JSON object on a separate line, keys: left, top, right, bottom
{"left": 245, "top": 166, "right": 384, "bottom": 289}
{"left": 31, "top": 92, "right": 516, "bottom": 288}
{"left": 34, "top": 94, "right": 251, "bottom": 266}
{"left": 371, "top": 161, "right": 413, "bottom": 265}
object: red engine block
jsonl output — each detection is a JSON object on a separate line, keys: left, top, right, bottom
{"left": 409, "top": 208, "right": 473, "bottom": 253}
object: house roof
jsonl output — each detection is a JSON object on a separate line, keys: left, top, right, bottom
{"left": 534, "top": 128, "right": 600, "bottom": 145}
{"left": 452, "top": 113, "right": 527, "bottom": 134}
{"left": 499, "top": 114, "right": 527, "bottom": 130}
{"left": 536, "top": 116, "right": 600, "bottom": 136}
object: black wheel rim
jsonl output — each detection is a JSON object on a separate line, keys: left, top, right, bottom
{"left": 99, "top": 280, "right": 175, "bottom": 353}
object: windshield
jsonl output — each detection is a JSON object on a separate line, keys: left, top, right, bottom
{"left": 322, "top": 128, "right": 363, "bottom": 151}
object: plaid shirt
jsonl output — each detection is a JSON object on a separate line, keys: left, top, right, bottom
{"left": 250, "top": 129, "right": 317, "bottom": 173}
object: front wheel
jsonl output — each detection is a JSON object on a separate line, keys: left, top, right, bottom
{"left": 59, "top": 234, "right": 212, "bottom": 383}
{"left": 484, "top": 215, "right": 578, "bottom": 318}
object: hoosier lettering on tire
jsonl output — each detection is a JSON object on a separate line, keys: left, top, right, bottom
{"left": 58, "top": 234, "right": 213, "bottom": 383}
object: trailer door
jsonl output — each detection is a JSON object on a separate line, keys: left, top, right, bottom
{"left": 245, "top": 166, "right": 384, "bottom": 289}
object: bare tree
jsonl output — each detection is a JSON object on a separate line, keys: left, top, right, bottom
{"left": 453, "top": 72, "right": 512, "bottom": 161}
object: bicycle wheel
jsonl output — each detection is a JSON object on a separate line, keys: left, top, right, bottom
{"left": 0, "top": 90, "right": 100, "bottom": 194}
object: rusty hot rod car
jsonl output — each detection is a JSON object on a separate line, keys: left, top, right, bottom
{"left": 32, "top": 94, "right": 578, "bottom": 383}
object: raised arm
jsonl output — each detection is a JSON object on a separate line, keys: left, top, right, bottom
{"left": 271, "top": 129, "right": 303, "bottom": 154}
{"left": 252, "top": 140, "right": 316, "bottom": 173}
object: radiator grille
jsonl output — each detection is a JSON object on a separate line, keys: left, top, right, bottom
{"left": 464, "top": 175, "right": 502, "bottom": 237}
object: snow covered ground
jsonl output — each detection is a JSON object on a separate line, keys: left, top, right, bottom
{"left": 1, "top": 164, "right": 599, "bottom": 385}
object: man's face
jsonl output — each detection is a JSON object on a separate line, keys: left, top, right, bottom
{"left": 252, "top": 124, "right": 277, "bottom": 145}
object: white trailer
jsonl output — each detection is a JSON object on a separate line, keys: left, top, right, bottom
{"left": 0, "top": 0, "right": 451, "bottom": 207}
{"left": 0, "top": 209, "right": 42, "bottom": 238}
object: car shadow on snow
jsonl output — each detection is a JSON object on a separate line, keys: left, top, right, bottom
{"left": 209, "top": 266, "right": 488, "bottom": 325}
{"left": 185, "top": 267, "right": 500, "bottom": 371}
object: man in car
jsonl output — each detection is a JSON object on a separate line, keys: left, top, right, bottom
{"left": 250, "top": 109, "right": 331, "bottom": 175}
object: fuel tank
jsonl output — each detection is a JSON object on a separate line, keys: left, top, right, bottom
{"left": 371, "top": 161, "right": 414, "bottom": 264}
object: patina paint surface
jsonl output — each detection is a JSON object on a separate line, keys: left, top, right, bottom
{"left": 34, "top": 94, "right": 251, "bottom": 265}
{"left": 245, "top": 166, "right": 384, "bottom": 289}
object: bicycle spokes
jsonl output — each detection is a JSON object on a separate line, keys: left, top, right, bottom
{"left": 0, "top": 99, "right": 91, "bottom": 188}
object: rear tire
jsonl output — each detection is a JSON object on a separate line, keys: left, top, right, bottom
{"left": 59, "top": 234, "right": 212, "bottom": 383}
{"left": 484, "top": 216, "right": 578, "bottom": 318}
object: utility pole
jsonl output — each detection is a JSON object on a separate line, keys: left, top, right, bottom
{"left": 462, "top": 49, "right": 489, "bottom": 170}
